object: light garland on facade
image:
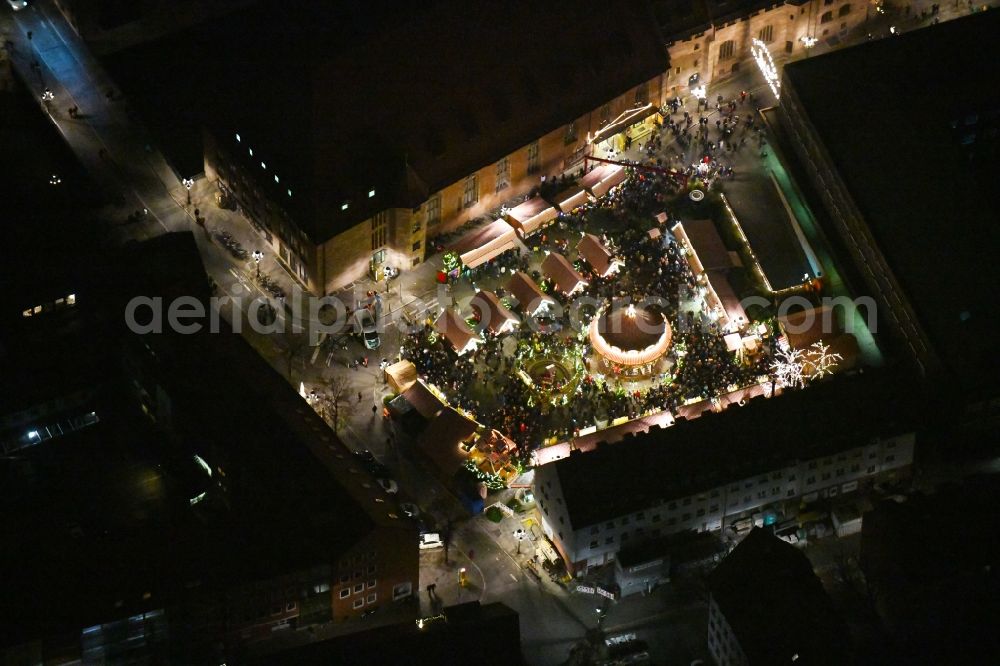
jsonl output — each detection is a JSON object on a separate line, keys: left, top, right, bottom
{"left": 751, "top": 38, "right": 780, "bottom": 100}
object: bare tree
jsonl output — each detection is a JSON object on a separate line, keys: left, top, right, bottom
{"left": 325, "top": 374, "right": 350, "bottom": 433}
{"left": 277, "top": 333, "right": 310, "bottom": 381}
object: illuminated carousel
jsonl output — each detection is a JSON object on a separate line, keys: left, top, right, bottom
{"left": 589, "top": 303, "right": 673, "bottom": 378}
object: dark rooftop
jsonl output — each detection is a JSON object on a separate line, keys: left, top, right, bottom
{"left": 859, "top": 475, "right": 1000, "bottom": 664}
{"left": 0, "top": 233, "right": 380, "bottom": 648}
{"left": 553, "top": 370, "right": 920, "bottom": 528}
{"left": 781, "top": 11, "right": 1000, "bottom": 395}
{"left": 102, "top": 0, "right": 668, "bottom": 244}
{"left": 709, "top": 528, "right": 849, "bottom": 665}
{"left": 249, "top": 601, "right": 524, "bottom": 666}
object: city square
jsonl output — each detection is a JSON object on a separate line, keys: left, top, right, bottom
{"left": 2, "top": 1, "right": 998, "bottom": 664}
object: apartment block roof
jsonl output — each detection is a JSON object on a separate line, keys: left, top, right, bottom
{"left": 104, "top": 0, "right": 668, "bottom": 245}
{"left": 709, "top": 528, "right": 849, "bottom": 664}
{"left": 548, "top": 369, "right": 920, "bottom": 529}
{"left": 781, "top": 11, "right": 1000, "bottom": 397}
{"left": 0, "top": 233, "right": 409, "bottom": 649}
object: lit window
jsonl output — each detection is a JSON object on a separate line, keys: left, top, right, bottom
{"left": 249, "top": 148, "right": 253, "bottom": 156}
{"left": 22, "top": 309, "right": 32, "bottom": 318}
{"left": 287, "top": 189, "right": 292, "bottom": 197}
{"left": 33, "top": 305, "right": 42, "bottom": 314}
{"left": 260, "top": 161, "right": 266, "bottom": 169}
{"left": 341, "top": 202, "right": 350, "bottom": 211}
{"left": 274, "top": 175, "right": 279, "bottom": 183}
{"left": 235, "top": 133, "right": 241, "bottom": 142}
{"left": 369, "top": 189, "right": 376, "bottom": 198}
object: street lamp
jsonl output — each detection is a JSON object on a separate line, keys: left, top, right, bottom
{"left": 182, "top": 178, "right": 194, "bottom": 205}
{"left": 252, "top": 250, "right": 263, "bottom": 279}
{"left": 513, "top": 527, "right": 528, "bottom": 554}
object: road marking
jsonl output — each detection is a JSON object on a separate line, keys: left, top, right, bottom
{"left": 509, "top": 573, "right": 517, "bottom": 582}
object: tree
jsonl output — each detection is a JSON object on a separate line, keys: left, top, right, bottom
{"left": 770, "top": 344, "right": 805, "bottom": 389}
{"left": 324, "top": 374, "right": 350, "bottom": 433}
{"left": 276, "top": 333, "right": 310, "bottom": 381}
{"left": 804, "top": 340, "right": 843, "bottom": 380}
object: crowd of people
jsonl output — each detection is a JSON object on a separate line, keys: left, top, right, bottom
{"left": 398, "top": 104, "right": 782, "bottom": 451}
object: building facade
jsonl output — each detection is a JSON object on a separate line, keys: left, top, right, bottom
{"left": 706, "top": 528, "right": 848, "bottom": 664}
{"left": 535, "top": 431, "right": 913, "bottom": 573}
{"left": 658, "top": 0, "right": 873, "bottom": 97}
{"left": 204, "top": 73, "right": 665, "bottom": 295}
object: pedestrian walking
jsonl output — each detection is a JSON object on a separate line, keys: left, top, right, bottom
{"left": 371, "top": 404, "right": 377, "bottom": 416}
{"left": 357, "top": 391, "right": 363, "bottom": 403}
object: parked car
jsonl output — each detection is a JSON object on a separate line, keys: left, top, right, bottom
{"left": 419, "top": 533, "right": 443, "bottom": 550}
{"left": 399, "top": 502, "right": 420, "bottom": 518}
{"left": 353, "top": 308, "right": 380, "bottom": 349}
{"left": 354, "top": 449, "right": 388, "bottom": 476}
{"left": 377, "top": 477, "right": 398, "bottom": 494}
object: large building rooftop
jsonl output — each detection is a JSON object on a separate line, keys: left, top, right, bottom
{"left": 102, "top": 0, "right": 668, "bottom": 244}
{"left": 0, "top": 234, "right": 399, "bottom": 651}
{"left": 709, "top": 528, "right": 848, "bottom": 664}
{"left": 552, "top": 370, "right": 919, "bottom": 528}
{"left": 781, "top": 11, "right": 1000, "bottom": 395}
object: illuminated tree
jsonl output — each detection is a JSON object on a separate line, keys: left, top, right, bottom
{"left": 770, "top": 345, "right": 805, "bottom": 389}
{"left": 804, "top": 340, "right": 842, "bottom": 380}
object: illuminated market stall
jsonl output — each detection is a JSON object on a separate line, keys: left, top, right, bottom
{"left": 470, "top": 290, "right": 520, "bottom": 335}
{"left": 581, "top": 163, "right": 628, "bottom": 200}
{"left": 541, "top": 252, "right": 588, "bottom": 296}
{"left": 504, "top": 196, "right": 558, "bottom": 238}
{"left": 551, "top": 185, "right": 591, "bottom": 214}
{"left": 576, "top": 233, "right": 620, "bottom": 278}
{"left": 434, "top": 308, "right": 481, "bottom": 356}
{"left": 506, "top": 271, "right": 555, "bottom": 316}
{"left": 450, "top": 219, "right": 519, "bottom": 269}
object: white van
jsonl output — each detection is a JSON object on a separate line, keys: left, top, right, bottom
{"left": 419, "top": 533, "right": 443, "bottom": 550}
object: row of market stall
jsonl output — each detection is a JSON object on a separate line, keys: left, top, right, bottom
{"left": 449, "top": 163, "right": 629, "bottom": 270}
{"left": 432, "top": 233, "right": 619, "bottom": 357}
{"left": 384, "top": 361, "right": 521, "bottom": 489}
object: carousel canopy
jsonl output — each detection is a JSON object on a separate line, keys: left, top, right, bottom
{"left": 541, "top": 252, "right": 588, "bottom": 295}
{"left": 506, "top": 271, "right": 555, "bottom": 315}
{"left": 434, "top": 308, "right": 481, "bottom": 355}
{"left": 589, "top": 304, "right": 672, "bottom": 367}
{"left": 576, "top": 233, "right": 618, "bottom": 277}
{"left": 470, "top": 290, "right": 520, "bottom": 335}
